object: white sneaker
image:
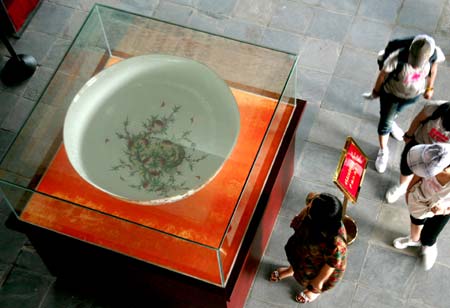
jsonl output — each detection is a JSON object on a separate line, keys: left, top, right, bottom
{"left": 375, "top": 148, "right": 389, "bottom": 173}
{"left": 390, "top": 122, "right": 404, "bottom": 141}
{"left": 422, "top": 244, "right": 438, "bottom": 271}
{"left": 393, "top": 236, "right": 421, "bottom": 249}
{"left": 385, "top": 184, "right": 407, "bottom": 203}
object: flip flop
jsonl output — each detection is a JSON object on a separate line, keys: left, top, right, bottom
{"left": 295, "top": 291, "right": 319, "bottom": 304}
{"left": 269, "top": 270, "right": 280, "bottom": 282}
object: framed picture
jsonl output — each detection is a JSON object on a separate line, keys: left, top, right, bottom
{"left": 334, "top": 137, "right": 368, "bottom": 203}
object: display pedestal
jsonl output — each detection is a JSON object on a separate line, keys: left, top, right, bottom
{"left": 0, "top": 5, "right": 304, "bottom": 307}
{"left": 23, "top": 100, "right": 304, "bottom": 308}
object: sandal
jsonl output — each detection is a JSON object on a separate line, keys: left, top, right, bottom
{"left": 270, "top": 270, "right": 280, "bottom": 282}
{"left": 269, "top": 267, "right": 291, "bottom": 282}
{"left": 295, "top": 291, "right": 319, "bottom": 304}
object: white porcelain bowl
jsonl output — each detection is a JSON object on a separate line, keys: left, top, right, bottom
{"left": 63, "top": 55, "right": 240, "bottom": 205}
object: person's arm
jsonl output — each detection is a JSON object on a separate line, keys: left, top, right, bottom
{"left": 424, "top": 62, "right": 438, "bottom": 99}
{"left": 406, "top": 174, "right": 422, "bottom": 203}
{"left": 371, "top": 70, "right": 388, "bottom": 98}
{"left": 403, "top": 108, "right": 428, "bottom": 142}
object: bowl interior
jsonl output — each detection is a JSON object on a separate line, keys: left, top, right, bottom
{"left": 63, "top": 55, "right": 240, "bottom": 204}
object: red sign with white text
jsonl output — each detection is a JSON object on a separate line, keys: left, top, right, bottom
{"left": 334, "top": 138, "right": 368, "bottom": 203}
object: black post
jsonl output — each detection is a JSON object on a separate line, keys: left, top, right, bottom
{"left": 0, "top": 27, "right": 37, "bottom": 86}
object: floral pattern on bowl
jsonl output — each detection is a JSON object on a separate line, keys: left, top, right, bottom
{"left": 110, "top": 103, "right": 208, "bottom": 197}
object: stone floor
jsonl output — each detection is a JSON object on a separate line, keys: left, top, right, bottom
{"left": 1, "top": 0, "right": 450, "bottom": 307}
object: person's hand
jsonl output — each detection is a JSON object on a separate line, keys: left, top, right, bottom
{"left": 403, "top": 133, "right": 413, "bottom": 143}
{"left": 431, "top": 205, "right": 449, "bottom": 215}
{"left": 362, "top": 89, "right": 379, "bottom": 100}
{"left": 424, "top": 88, "right": 434, "bottom": 99}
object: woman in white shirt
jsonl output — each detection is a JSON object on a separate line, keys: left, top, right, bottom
{"left": 393, "top": 143, "right": 450, "bottom": 270}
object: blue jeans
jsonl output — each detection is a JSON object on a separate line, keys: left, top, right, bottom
{"left": 378, "top": 89, "right": 420, "bottom": 136}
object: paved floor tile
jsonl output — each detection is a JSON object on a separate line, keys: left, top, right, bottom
{"left": 347, "top": 196, "right": 382, "bottom": 239}
{"left": 196, "top": 0, "right": 238, "bottom": 17}
{"left": 264, "top": 215, "right": 292, "bottom": 261}
{"left": 41, "top": 38, "right": 72, "bottom": 70}
{"left": 371, "top": 203, "right": 413, "bottom": 250}
{"left": 269, "top": 0, "right": 314, "bottom": 34}
{"left": 308, "top": 109, "right": 361, "bottom": 150}
{"left": 357, "top": 165, "right": 394, "bottom": 201}
{"left": 0, "top": 92, "right": 19, "bottom": 126}
{"left": 294, "top": 101, "right": 320, "bottom": 156}
{"left": 359, "top": 244, "right": 418, "bottom": 297}
{"left": 357, "top": 0, "right": 402, "bottom": 24}
{"left": 153, "top": 1, "right": 194, "bottom": 26}
{"left": 79, "top": 0, "right": 121, "bottom": 12}
{"left": 23, "top": 67, "right": 55, "bottom": 102}
{"left": 352, "top": 284, "right": 407, "bottom": 308}
{"left": 11, "top": 31, "right": 57, "bottom": 64}
{"left": 0, "top": 130, "right": 16, "bottom": 160}
{"left": 119, "top": 0, "right": 158, "bottom": 15}
{"left": 310, "top": 0, "right": 360, "bottom": 15}
{"left": 39, "top": 280, "right": 94, "bottom": 308}
{"left": 0, "top": 97, "right": 35, "bottom": 133}
{"left": 343, "top": 237, "right": 369, "bottom": 282}
{"left": 0, "top": 263, "right": 12, "bottom": 286}
{"left": 0, "top": 267, "right": 54, "bottom": 308}
{"left": 188, "top": 11, "right": 223, "bottom": 34}
{"left": 346, "top": 17, "right": 393, "bottom": 52}
{"left": 248, "top": 255, "right": 300, "bottom": 307}
{"left": 245, "top": 296, "right": 295, "bottom": 308}
{"left": 409, "top": 264, "right": 450, "bottom": 308}
{"left": 322, "top": 75, "right": 377, "bottom": 120}
{"left": 234, "top": 0, "right": 277, "bottom": 26}
{"left": 313, "top": 279, "right": 356, "bottom": 308}
{"left": 298, "top": 37, "right": 342, "bottom": 74}
{"left": 398, "top": 0, "right": 445, "bottom": 33}
{"left": 296, "top": 141, "right": 342, "bottom": 186}
{"left": 15, "top": 245, "right": 52, "bottom": 276}
{"left": 222, "top": 18, "right": 264, "bottom": 45}
{"left": 436, "top": 1, "right": 450, "bottom": 35}
{"left": 47, "top": 0, "right": 83, "bottom": 9}
{"left": 333, "top": 46, "right": 378, "bottom": 83}
{"left": 27, "top": 2, "right": 75, "bottom": 37}
{"left": 306, "top": 7, "right": 352, "bottom": 42}
{"left": 261, "top": 28, "right": 304, "bottom": 54}
{"left": 432, "top": 65, "right": 450, "bottom": 100}
{"left": 296, "top": 68, "right": 331, "bottom": 104}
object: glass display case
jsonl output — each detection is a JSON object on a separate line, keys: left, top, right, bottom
{"left": 0, "top": 4, "right": 302, "bottom": 305}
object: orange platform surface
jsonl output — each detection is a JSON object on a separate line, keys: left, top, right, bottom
{"left": 21, "top": 88, "right": 294, "bottom": 285}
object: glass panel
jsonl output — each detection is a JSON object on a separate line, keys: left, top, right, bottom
{"left": 218, "top": 60, "right": 298, "bottom": 283}
{"left": 0, "top": 4, "right": 298, "bottom": 286}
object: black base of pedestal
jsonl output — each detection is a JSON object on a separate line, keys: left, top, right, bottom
{"left": 1, "top": 54, "right": 37, "bottom": 86}
{"left": 21, "top": 222, "right": 230, "bottom": 308}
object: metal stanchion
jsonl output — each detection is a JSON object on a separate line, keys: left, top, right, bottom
{"left": 0, "top": 27, "right": 36, "bottom": 86}
{"left": 341, "top": 196, "right": 358, "bottom": 245}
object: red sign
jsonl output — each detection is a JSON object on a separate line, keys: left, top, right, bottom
{"left": 334, "top": 137, "right": 368, "bottom": 203}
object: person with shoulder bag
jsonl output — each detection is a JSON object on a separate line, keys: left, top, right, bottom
{"left": 364, "top": 34, "right": 445, "bottom": 174}
{"left": 393, "top": 143, "right": 450, "bottom": 270}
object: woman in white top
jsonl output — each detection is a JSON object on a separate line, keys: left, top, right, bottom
{"left": 393, "top": 143, "right": 450, "bottom": 270}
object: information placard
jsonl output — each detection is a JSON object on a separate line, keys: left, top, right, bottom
{"left": 333, "top": 137, "right": 368, "bottom": 203}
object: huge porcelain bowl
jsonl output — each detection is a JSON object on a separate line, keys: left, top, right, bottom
{"left": 63, "top": 55, "right": 240, "bottom": 205}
